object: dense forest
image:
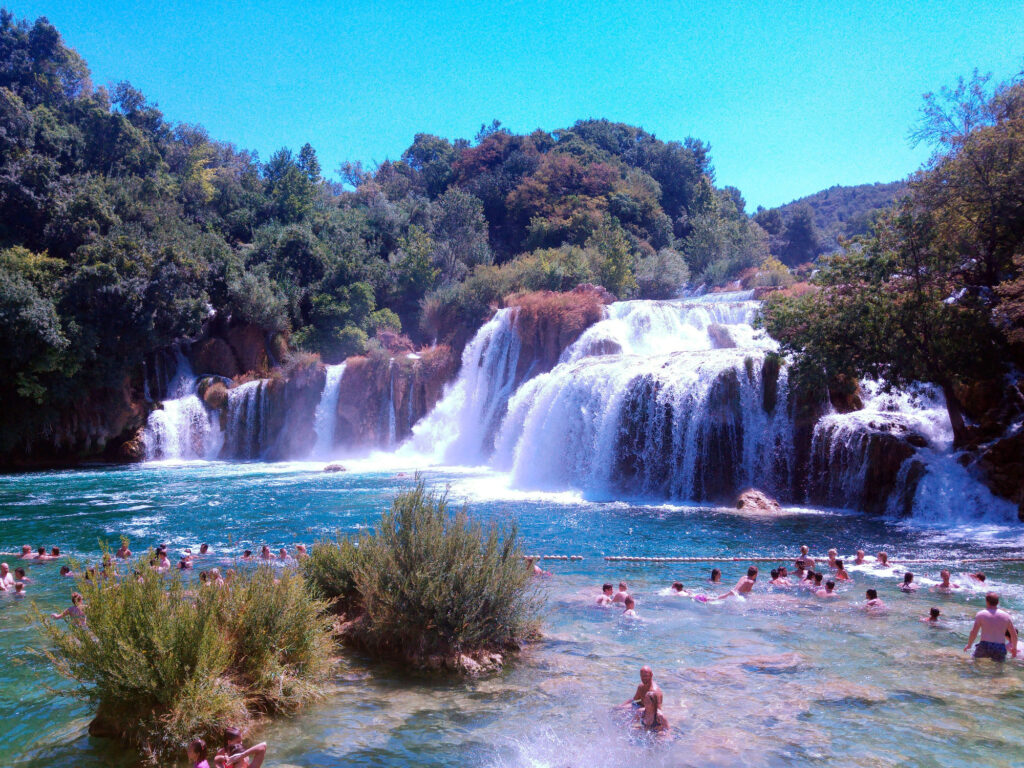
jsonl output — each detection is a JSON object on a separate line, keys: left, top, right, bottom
{"left": 0, "top": 11, "right": 782, "bottom": 456}
{"left": 754, "top": 181, "right": 907, "bottom": 265}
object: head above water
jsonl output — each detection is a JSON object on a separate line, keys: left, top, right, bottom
{"left": 20, "top": 545, "right": 30, "bottom": 555}
{"left": 975, "top": 572, "right": 986, "bottom": 582}
{"left": 200, "top": 543, "right": 209, "bottom": 554}
{"left": 51, "top": 546, "right": 59, "bottom": 556}
{"left": 800, "top": 545, "right": 809, "bottom": 555}
{"left": 60, "top": 565, "right": 70, "bottom": 575}
{"left": 877, "top": 552, "right": 888, "bottom": 564}
{"left": 866, "top": 589, "right": 878, "bottom": 600}
{"left": 671, "top": 581, "right": 684, "bottom": 592}
{"left": 930, "top": 607, "right": 941, "bottom": 619}
{"left": 624, "top": 596, "right": 636, "bottom": 609}
{"left": 828, "top": 548, "right": 837, "bottom": 557}
{"left": 903, "top": 572, "right": 914, "bottom": 584}
{"left": 747, "top": 566, "right": 758, "bottom": 579}
{"left": 986, "top": 592, "right": 1000, "bottom": 607}
{"left": 639, "top": 665, "right": 653, "bottom": 684}
{"left": 940, "top": 569, "right": 950, "bottom": 580}
{"left": 602, "top": 583, "right": 613, "bottom": 594}
{"left": 618, "top": 582, "right": 628, "bottom": 591}
{"left": 37, "top": 547, "right": 45, "bottom": 556}
{"left": 836, "top": 560, "right": 845, "bottom": 570}
{"left": 710, "top": 568, "right": 721, "bottom": 582}
{"left": 770, "top": 569, "right": 779, "bottom": 579}
{"left": 826, "top": 580, "right": 835, "bottom": 591}
{"left": 814, "top": 572, "right": 823, "bottom": 584}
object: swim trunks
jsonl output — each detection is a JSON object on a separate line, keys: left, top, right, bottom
{"left": 974, "top": 641, "right": 1007, "bottom": 662}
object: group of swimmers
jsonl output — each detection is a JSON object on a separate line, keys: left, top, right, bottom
{"left": 186, "top": 726, "right": 266, "bottom": 768}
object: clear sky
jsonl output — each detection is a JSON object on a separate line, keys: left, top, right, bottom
{"left": 7, "top": 1, "right": 1023, "bottom": 209}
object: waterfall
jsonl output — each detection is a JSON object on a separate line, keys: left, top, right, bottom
{"left": 404, "top": 308, "right": 522, "bottom": 463}
{"left": 312, "top": 363, "right": 347, "bottom": 457}
{"left": 492, "top": 297, "right": 792, "bottom": 499}
{"left": 223, "top": 380, "right": 269, "bottom": 460}
{"left": 387, "top": 361, "right": 397, "bottom": 447}
{"left": 142, "top": 353, "right": 223, "bottom": 460}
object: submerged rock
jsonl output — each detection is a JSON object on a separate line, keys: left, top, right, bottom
{"left": 735, "top": 488, "right": 782, "bottom": 514}
{"left": 324, "top": 463, "right": 347, "bottom": 473}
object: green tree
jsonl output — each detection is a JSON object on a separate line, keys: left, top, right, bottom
{"left": 586, "top": 216, "right": 637, "bottom": 298}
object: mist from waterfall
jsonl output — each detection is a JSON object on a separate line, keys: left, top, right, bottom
{"left": 312, "top": 363, "right": 347, "bottom": 457}
{"left": 141, "top": 353, "right": 223, "bottom": 460}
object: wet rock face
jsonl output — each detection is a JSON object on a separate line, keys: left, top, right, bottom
{"left": 189, "top": 323, "right": 272, "bottom": 379}
{"left": 262, "top": 362, "right": 327, "bottom": 460}
{"left": 334, "top": 346, "right": 459, "bottom": 451}
{"left": 808, "top": 415, "right": 927, "bottom": 516}
{"left": 506, "top": 286, "right": 612, "bottom": 384}
{"left": 976, "top": 428, "right": 1024, "bottom": 520}
{"left": 191, "top": 337, "right": 239, "bottom": 379}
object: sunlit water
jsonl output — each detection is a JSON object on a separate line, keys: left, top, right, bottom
{"left": 3, "top": 462, "right": 1024, "bottom": 767}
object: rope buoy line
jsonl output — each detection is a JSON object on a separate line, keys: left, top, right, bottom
{"left": 526, "top": 555, "right": 584, "bottom": 561}
{"left": 602, "top": 555, "right": 1024, "bottom": 564}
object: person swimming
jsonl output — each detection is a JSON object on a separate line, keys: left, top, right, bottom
{"left": 215, "top": 727, "right": 267, "bottom": 768}
{"left": 965, "top": 592, "right": 1018, "bottom": 661}
{"left": 51, "top": 592, "right": 86, "bottom": 625}
{"left": 794, "top": 545, "right": 815, "bottom": 570}
{"left": 670, "top": 581, "right": 690, "bottom": 596}
{"left": 900, "top": 572, "right": 918, "bottom": 592}
{"left": 816, "top": 580, "right": 840, "bottom": 599}
{"left": 932, "top": 570, "right": 960, "bottom": 593}
{"left": 115, "top": 541, "right": 132, "bottom": 559}
{"left": 863, "top": 588, "right": 886, "bottom": 612}
{"left": 920, "top": 607, "right": 941, "bottom": 625}
{"left": 640, "top": 688, "right": 669, "bottom": 734}
{"left": 621, "top": 665, "right": 661, "bottom": 709}
{"left": 622, "top": 596, "right": 639, "bottom": 618}
{"left": 875, "top": 552, "right": 890, "bottom": 569}
{"left": 241, "top": 549, "right": 253, "bottom": 562}
{"left": 854, "top": 549, "right": 866, "bottom": 565}
{"left": 717, "top": 566, "right": 758, "bottom": 600}
{"left": 13, "top": 567, "right": 30, "bottom": 583}
{"left": 596, "top": 583, "right": 614, "bottom": 606}
{"left": 769, "top": 568, "right": 790, "bottom": 588}
{"left": 969, "top": 572, "right": 987, "bottom": 584}
{"left": 259, "top": 545, "right": 273, "bottom": 561}
{"left": 612, "top": 582, "right": 630, "bottom": 604}
{"left": 834, "top": 560, "right": 852, "bottom": 581}
{"left": 709, "top": 568, "right": 722, "bottom": 584}
{"left": 826, "top": 548, "right": 839, "bottom": 570}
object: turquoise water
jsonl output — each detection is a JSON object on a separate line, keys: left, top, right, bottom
{"left": 3, "top": 461, "right": 1024, "bottom": 767}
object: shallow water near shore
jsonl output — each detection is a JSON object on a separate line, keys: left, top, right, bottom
{"left": 3, "top": 462, "right": 1024, "bottom": 767}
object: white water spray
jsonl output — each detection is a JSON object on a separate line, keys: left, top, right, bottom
{"left": 142, "top": 353, "right": 223, "bottom": 460}
{"left": 312, "top": 363, "right": 347, "bottom": 457}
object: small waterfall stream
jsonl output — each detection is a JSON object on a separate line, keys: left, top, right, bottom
{"left": 141, "top": 353, "right": 224, "bottom": 460}
{"left": 222, "top": 380, "right": 269, "bottom": 460}
{"left": 312, "top": 363, "right": 347, "bottom": 457}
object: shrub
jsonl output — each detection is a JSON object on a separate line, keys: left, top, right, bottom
{"left": 35, "top": 563, "right": 332, "bottom": 764}
{"left": 306, "top": 480, "right": 542, "bottom": 666}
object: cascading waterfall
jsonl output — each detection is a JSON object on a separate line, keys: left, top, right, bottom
{"left": 142, "top": 353, "right": 224, "bottom": 460}
{"left": 223, "top": 380, "right": 269, "bottom": 460}
{"left": 312, "top": 363, "right": 347, "bottom": 457}
{"left": 404, "top": 308, "right": 522, "bottom": 463}
{"left": 492, "top": 295, "right": 793, "bottom": 499}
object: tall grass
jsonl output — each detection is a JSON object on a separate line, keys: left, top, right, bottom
{"left": 35, "top": 563, "right": 332, "bottom": 763}
{"left": 305, "top": 480, "right": 542, "bottom": 665}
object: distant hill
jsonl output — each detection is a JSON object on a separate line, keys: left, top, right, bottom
{"left": 755, "top": 181, "right": 908, "bottom": 264}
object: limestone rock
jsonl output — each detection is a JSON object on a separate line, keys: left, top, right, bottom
{"left": 191, "top": 337, "right": 239, "bottom": 378}
{"left": 324, "top": 463, "right": 347, "bottom": 473}
{"left": 735, "top": 488, "right": 783, "bottom": 514}
{"left": 707, "top": 323, "right": 736, "bottom": 349}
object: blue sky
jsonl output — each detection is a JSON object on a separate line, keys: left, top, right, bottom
{"left": 8, "top": 1, "right": 1023, "bottom": 209}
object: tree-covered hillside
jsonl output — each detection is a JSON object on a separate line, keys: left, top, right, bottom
{"left": 0, "top": 11, "right": 778, "bottom": 456}
{"left": 754, "top": 181, "right": 907, "bottom": 266}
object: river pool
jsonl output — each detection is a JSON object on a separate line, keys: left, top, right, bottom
{"left": 2, "top": 461, "right": 1024, "bottom": 767}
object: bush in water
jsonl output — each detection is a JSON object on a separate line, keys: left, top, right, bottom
{"left": 34, "top": 563, "right": 332, "bottom": 764}
{"left": 305, "top": 479, "right": 542, "bottom": 668}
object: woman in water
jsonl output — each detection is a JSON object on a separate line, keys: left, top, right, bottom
{"left": 51, "top": 592, "right": 86, "bottom": 625}
{"left": 639, "top": 689, "right": 669, "bottom": 735}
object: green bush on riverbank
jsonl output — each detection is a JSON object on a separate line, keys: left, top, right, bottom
{"left": 35, "top": 564, "right": 332, "bottom": 764}
{"left": 304, "top": 481, "right": 542, "bottom": 668}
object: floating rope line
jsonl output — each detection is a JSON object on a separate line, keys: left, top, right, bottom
{"left": 603, "top": 555, "right": 1024, "bottom": 564}
{"left": 525, "top": 555, "right": 584, "bottom": 561}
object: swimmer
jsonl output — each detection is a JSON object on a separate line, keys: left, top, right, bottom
{"left": 863, "top": 588, "right": 886, "bottom": 612}
{"left": 854, "top": 549, "right": 866, "bottom": 565}
{"left": 968, "top": 572, "right": 986, "bottom": 584}
{"left": 769, "top": 569, "right": 791, "bottom": 588}
{"left": 826, "top": 549, "right": 839, "bottom": 570}
{"left": 115, "top": 541, "right": 132, "bottom": 559}
{"left": 920, "top": 607, "right": 942, "bottom": 625}
{"left": 798, "top": 570, "right": 816, "bottom": 589}
{"left": 33, "top": 546, "right": 59, "bottom": 562}
{"left": 277, "top": 547, "right": 290, "bottom": 562}
{"left": 793, "top": 564, "right": 806, "bottom": 582}
{"left": 900, "top": 572, "right": 918, "bottom": 593}
{"left": 670, "top": 581, "right": 690, "bottom": 596}
{"left": 778, "top": 566, "right": 792, "bottom": 585}
{"left": 932, "top": 570, "right": 960, "bottom": 593}
{"left": 524, "top": 556, "right": 549, "bottom": 576}
{"left": 259, "top": 545, "right": 272, "bottom": 561}
{"left": 612, "top": 582, "right": 630, "bottom": 604}
{"left": 620, "top": 665, "right": 661, "bottom": 709}
{"left": 794, "top": 545, "right": 815, "bottom": 570}
{"left": 709, "top": 568, "right": 722, "bottom": 584}
{"left": 214, "top": 727, "right": 267, "bottom": 768}
{"left": 717, "top": 566, "right": 757, "bottom": 600}
{"left": 622, "top": 596, "right": 639, "bottom": 618}
{"left": 816, "top": 580, "right": 840, "bottom": 599}
{"left": 209, "top": 568, "right": 225, "bottom": 586}
{"left": 154, "top": 551, "right": 171, "bottom": 572}
{"left": 875, "top": 552, "right": 890, "bottom": 569}
{"left": 834, "top": 560, "right": 852, "bottom": 581}
{"left": 596, "top": 583, "right": 615, "bottom": 606}
{"left": 187, "top": 737, "right": 211, "bottom": 768}
{"left": 813, "top": 572, "right": 824, "bottom": 589}
{"left": 12, "top": 581, "right": 25, "bottom": 597}
{"left": 13, "top": 567, "right": 30, "bottom": 584}
{"left": 0, "top": 563, "right": 14, "bottom": 590}
{"left": 241, "top": 550, "right": 253, "bottom": 562}
{"left": 965, "top": 592, "right": 1018, "bottom": 661}
{"left": 200, "top": 543, "right": 210, "bottom": 555}
{"left": 51, "top": 592, "right": 86, "bottom": 625}
{"left": 640, "top": 688, "right": 669, "bottom": 734}
{"left": 294, "top": 544, "right": 308, "bottom": 560}
{"left": 9, "top": 545, "right": 33, "bottom": 560}
{"left": 59, "top": 565, "right": 75, "bottom": 578}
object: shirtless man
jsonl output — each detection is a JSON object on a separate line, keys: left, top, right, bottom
{"left": 964, "top": 593, "right": 1018, "bottom": 661}
{"left": 621, "top": 665, "right": 661, "bottom": 709}
{"left": 612, "top": 582, "right": 629, "bottom": 604}
{"left": 294, "top": 544, "right": 308, "bottom": 560}
{"left": 241, "top": 550, "right": 254, "bottom": 562}
{"left": 921, "top": 607, "right": 941, "bottom": 625}
{"left": 900, "top": 572, "right": 918, "bottom": 592}
{"left": 717, "top": 566, "right": 757, "bottom": 600}
{"left": 794, "top": 545, "right": 815, "bottom": 571}
{"left": 863, "top": 588, "right": 886, "bottom": 612}
{"left": 596, "top": 583, "right": 615, "bottom": 606}
{"left": 277, "top": 547, "right": 290, "bottom": 562}
{"left": 154, "top": 550, "right": 171, "bottom": 572}
{"left": 214, "top": 727, "right": 267, "bottom": 768}
{"left": 968, "top": 572, "right": 986, "bottom": 584}
{"left": 932, "top": 570, "right": 960, "bottom": 594}
{"left": 33, "top": 546, "right": 59, "bottom": 562}
{"left": 777, "top": 566, "right": 792, "bottom": 585}
{"left": 0, "top": 563, "right": 14, "bottom": 590}
{"left": 199, "top": 543, "right": 210, "bottom": 556}
{"left": 259, "top": 545, "right": 273, "bottom": 561}
{"left": 816, "top": 580, "right": 840, "bottom": 599}
{"left": 854, "top": 550, "right": 866, "bottom": 565}
{"left": 769, "top": 569, "right": 790, "bottom": 588}
{"left": 14, "top": 567, "right": 30, "bottom": 584}
{"left": 115, "top": 541, "right": 132, "bottom": 559}
{"left": 834, "top": 561, "right": 852, "bottom": 582}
